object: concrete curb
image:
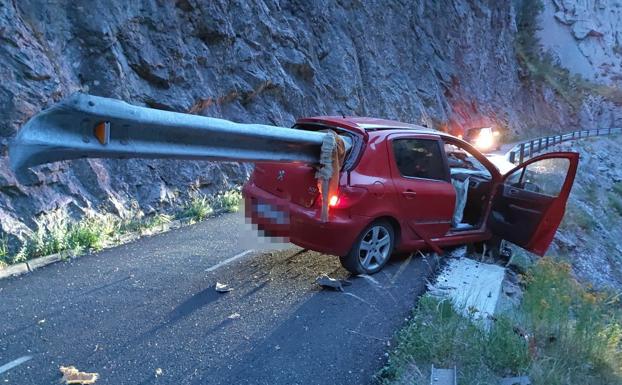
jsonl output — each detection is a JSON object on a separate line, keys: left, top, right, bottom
{"left": 0, "top": 263, "right": 29, "bottom": 279}
{"left": 27, "top": 253, "right": 63, "bottom": 271}
{"left": 0, "top": 210, "right": 235, "bottom": 281}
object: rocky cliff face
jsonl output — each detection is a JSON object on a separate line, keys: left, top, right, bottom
{"left": 0, "top": 0, "right": 616, "bottom": 244}
{"left": 539, "top": 0, "right": 622, "bottom": 85}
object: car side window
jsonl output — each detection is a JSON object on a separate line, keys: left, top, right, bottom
{"left": 392, "top": 139, "right": 447, "bottom": 181}
{"left": 506, "top": 158, "right": 570, "bottom": 197}
{"left": 443, "top": 143, "right": 492, "bottom": 180}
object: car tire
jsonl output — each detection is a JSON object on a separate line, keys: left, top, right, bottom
{"left": 340, "top": 221, "right": 395, "bottom": 275}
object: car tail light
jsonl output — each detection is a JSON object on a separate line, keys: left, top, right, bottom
{"left": 327, "top": 186, "right": 367, "bottom": 209}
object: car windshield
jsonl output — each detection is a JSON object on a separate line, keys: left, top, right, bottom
{"left": 444, "top": 143, "right": 491, "bottom": 179}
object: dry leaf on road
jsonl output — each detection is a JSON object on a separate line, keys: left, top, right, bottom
{"left": 59, "top": 365, "right": 99, "bottom": 384}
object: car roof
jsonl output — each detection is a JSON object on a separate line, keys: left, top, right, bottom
{"left": 296, "top": 116, "right": 440, "bottom": 135}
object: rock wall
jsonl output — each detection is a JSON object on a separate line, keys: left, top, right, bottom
{"left": 538, "top": 0, "right": 622, "bottom": 85}
{"left": 548, "top": 137, "right": 622, "bottom": 291}
{"left": 0, "top": 0, "right": 610, "bottom": 241}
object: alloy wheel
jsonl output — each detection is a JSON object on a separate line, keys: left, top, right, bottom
{"left": 358, "top": 225, "right": 391, "bottom": 271}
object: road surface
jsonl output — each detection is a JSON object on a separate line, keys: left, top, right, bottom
{"left": 0, "top": 212, "right": 437, "bottom": 385}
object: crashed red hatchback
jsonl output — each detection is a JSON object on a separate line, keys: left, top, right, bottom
{"left": 243, "top": 117, "right": 579, "bottom": 275}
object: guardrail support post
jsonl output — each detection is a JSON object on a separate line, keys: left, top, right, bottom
{"left": 538, "top": 138, "right": 542, "bottom": 152}
{"left": 529, "top": 140, "right": 534, "bottom": 158}
{"left": 509, "top": 151, "right": 515, "bottom": 163}
{"left": 519, "top": 143, "right": 525, "bottom": 164}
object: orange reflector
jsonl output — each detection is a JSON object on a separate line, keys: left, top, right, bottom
{"left": 94, "top": 121, "right": 110, "bottom": 145}
{"left": 328, "top": 195, "right": 339, "bottom": 207}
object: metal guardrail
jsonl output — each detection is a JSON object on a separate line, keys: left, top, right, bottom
{"left": 507, "top": 127, "right": 622, "bottom": 164}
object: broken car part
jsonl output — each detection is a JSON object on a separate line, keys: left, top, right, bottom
{"left": 9, "top": 93, "right": 351, "bottom": 178}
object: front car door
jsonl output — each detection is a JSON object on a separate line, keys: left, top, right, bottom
{"left": 387, "top": 135, "right": 455, "bottom": 247}
{"left": 488, "top": 152, "right": 580, "bottom": 256}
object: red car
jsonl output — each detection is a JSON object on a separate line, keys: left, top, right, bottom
{"left": 243, "top": 117, "right": 579, "bottom": 275}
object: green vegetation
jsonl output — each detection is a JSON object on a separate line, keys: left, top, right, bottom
{"left": 377, "top": 297, "right": 529, "bottom": 384}
{"left": 515, "top": 0, "right": 622, "bottom": 108}
{"left": 378, "top": 258, "right": 622, "bottom": 385}
{"left": 0, "top": 188, "right": 242, "bottom": 268}
{"left": 179, "top": 193, "right": 213, "bottom": 222}
{"left": 213, "top": 189, "right": 242, "bottom": 213}
{"left": 0, "top": 235, "right": 9, "bottom": 268}
{"left": 178, "top": 189, "right": 242, "bottom": 221}
{"left": 523, "top": 259, "right": 622, "bottom": 385}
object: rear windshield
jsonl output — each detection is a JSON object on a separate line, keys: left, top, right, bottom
{"left": 293, "top": 123, "right": 362, "bottom": 171}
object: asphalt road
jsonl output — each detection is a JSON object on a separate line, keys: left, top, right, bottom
{"left": 0, "top": 212, "right": 437, "bottom": 385}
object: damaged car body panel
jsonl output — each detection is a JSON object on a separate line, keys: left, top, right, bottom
{"left": 244, "top": 117, "right": 579, "bottom": 274}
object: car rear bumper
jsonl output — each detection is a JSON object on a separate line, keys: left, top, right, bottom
{"left": 242, "top": 182, "right": 366, "bottom": 256}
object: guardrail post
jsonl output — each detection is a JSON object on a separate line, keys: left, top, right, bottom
{"left": 559, "top": 134, "right": 563, "bottom": 143}
{"left": 519, "top": 143, "right": 525, "bottom": 164}
{"left": 572, "top": 131, "right": 575, "bottom": 139}
{"left": 538, "top": 138, "right": 542, "bottom": 152}
{"left": 529, "top": 140, "right": 534, "bottom": 157}
{"left": 509, "top": 151, "right": 516, "bottom": 163}
{"left": 545, "top": 136, "right": 549, "bottom": 148}
{"left": 597, "top": 128, "right": 600, "bottom": 136}
{"left": 578, "top": 130, "right": 581, "bottom": 139}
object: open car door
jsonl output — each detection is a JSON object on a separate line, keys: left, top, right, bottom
{"left": 488, "top": 152, "right": 579, "bottom": 256}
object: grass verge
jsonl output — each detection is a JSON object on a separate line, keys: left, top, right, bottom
{"left": 377, "top": 258, "right": 622, "bottom": 385}
{"left": 0, "top": 188, "right": 243, "bottom": 268}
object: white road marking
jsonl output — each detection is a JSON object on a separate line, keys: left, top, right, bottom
{"left": 343, "top": 292, "right": 382, "bottom": 314}
{"left": 205, "top": 249, "right": 255, "bottom": 272}
{"left": 390, "top": 254, "right": 413, "bottom": 284}
{"left": 358, "top": 274, "right": 381, "bottom": 287}
{"left": 0, "top": 356, "right": 32, "bottom": 375}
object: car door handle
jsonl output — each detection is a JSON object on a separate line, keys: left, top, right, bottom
{"left": 402, "top": 190, "right": 417, "bottom": 199}
{"left": 508, "top": 188, "right": 519, "bottom": 196}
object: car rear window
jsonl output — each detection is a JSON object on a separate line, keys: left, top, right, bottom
{"left": 293, "top": 123, "right": 362, "bottom": 171}
{"left": 392, "top": 138, "right": 447, "bottom": 181}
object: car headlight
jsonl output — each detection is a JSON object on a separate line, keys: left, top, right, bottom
{"left": 474, "top": 128, "right": 495, "bottom": 151}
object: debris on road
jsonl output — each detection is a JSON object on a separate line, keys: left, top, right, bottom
{"left": 315, "top": 274, "right": 351, "bottom": 292}
{"left": 215, "top": 282, "right": 233, "bottom": 293}
{"left": 428, "top": 257, "right": 505, "bottom": 330}
{"left": 228, "top": 312, "right": 241, "bottom": 320}
{"left": 59, "top": 366, "right": 99, "bottom": 384}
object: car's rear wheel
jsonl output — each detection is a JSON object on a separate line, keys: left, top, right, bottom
{"left": 340, "top": 221, "right": 395, "bottom": 275}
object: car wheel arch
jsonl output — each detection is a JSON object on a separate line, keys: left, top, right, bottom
{"left": 367, "top": 216, "right": 401, "bottom": 247}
